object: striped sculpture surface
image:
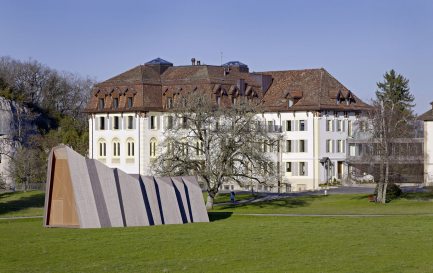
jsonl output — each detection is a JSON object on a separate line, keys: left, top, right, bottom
{"left": 44, "top": 145, "right": 209, "bottom": 228}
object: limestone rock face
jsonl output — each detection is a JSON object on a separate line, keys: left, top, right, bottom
{"left": 0, "top": 97, "right": 31, "bottom": 187}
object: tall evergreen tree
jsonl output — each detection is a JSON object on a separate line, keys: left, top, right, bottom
{"left": 372, "top": 69, "right": 416, "bottom": 203}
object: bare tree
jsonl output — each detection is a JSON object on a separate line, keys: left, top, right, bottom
{"left": 152, "top": 92, "right": 278, "bottom": 209}
{"left": 368, "top": 70, "right": 416, "bottom": 203}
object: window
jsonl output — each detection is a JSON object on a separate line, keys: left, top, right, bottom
{"left": 98, "top": 98, "right": 105, "bottom": 110}
{"left": 196, "top": 141, "right": 204, "bottom": 155}
{"left": 181, "top": 142, "right": 189, "bottom": 156}
{"left": 285, "top": 120, "right": 292, "bottom": 131}
{"left": 167, "top": 142, "right": 174, "bottom": 155}
{"left": 127, "top": 116, "right": 134, "bottom": 129}
{"left": 337, "top": 140, "right": 345, "bottom": 153}
{"left": 182, "top": 116, "right": 188, "bottom": 129}
{"left": 127, "top": 138, "right": 135, "bottom": 157}
{"left": 113, "top": 116, "right": 120, "bottom": 130}
{"left": 112, "top": 139, "right": 120, "bottom": 157}
{"left": 99, "top": 116, "right": 105, "bottom": 130}
{"left": 326, "top": 139, "right": 333, "bottom": 153}
{"left": 150, "top": 138, "right": 157, "bottom": 158}
{"left": 299, "top": 120, "right": 306, "bottom": 131}
{"left": 286, "top": 140, "right": 292, "bottom": 152}
{"left": 98, "top": 139, "right": 106, "bottom": 158}
{"left": 232, "top": 96, "right": 237, "bottom": 105}
{"left": 167, "top": 97, "right": 173, "bottom": 109}
{"left": 326, "top": 120, "right": 333, "bottom": 131}
{"left": 337, "top": 120, "right": 343, "bottom": 132}
{"left": 288, "top": 99, "right": 294, "bottom": 107}
{"left": 299, "top": 140, "right": 306, "bottom": 152}
{"left": 150, "top": 116, "right": 157, "bottom": 130}
{"left": 166, "top": 116, "right": 173, "bottom": 129}
{"left": 348, "top": 120, "right": 353, "bottom": 137}
{"left": 216, "top": 96, "right": 221, "bottom": 106}
{"left": 267, "top": 121, "right": 274, "bottom": 132}
{"left": 113, "top": 98, "right": 119, "bottom": 110}
{"left": 127, "top": 97, "right": 133, "bottom": 108}
{"left": 299, "top": 162, "right": 307, "bottom": 176}
{"left": 286, "top": 162, "right": 292, "bottom": 173}
{"left": 263, "top": 141, "right": 268, "bottom": 153}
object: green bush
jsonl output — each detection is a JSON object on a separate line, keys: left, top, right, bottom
{"left": 374, "top": 183, "right": 402, "bottom": 202}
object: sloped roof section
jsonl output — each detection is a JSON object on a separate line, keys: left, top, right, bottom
{"left": 419, "top": 103, "right": 433, "bottom": 121}
{"left": 85, "top": 59, "right": 371, "bottom": 113}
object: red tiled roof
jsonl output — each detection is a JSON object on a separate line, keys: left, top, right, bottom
{"left": 84, "top": 63, "right": 371, "bottom": 113}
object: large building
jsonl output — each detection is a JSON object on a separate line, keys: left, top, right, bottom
{"left": 420, "top": 102, "right": 433, "bottom": 185}
{"left": 84, "top": 58, "right": 371, "bottom": 192}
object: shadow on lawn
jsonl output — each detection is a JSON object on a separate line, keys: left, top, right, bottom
{"left": 0, "top": 192, "right": 45, "bottom": 215}
{"left": 217, "top": 195, "right": 328, "bottom": 210}
{"left": 208, "top": 212, "right": 233, "bottom": 222}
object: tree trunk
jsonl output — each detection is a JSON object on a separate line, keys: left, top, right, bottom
{"left": 206, "top": 194, "right": 214, "bottom": 210}
{"left": 381, "top": 160, "right": 390, "bottom": 204}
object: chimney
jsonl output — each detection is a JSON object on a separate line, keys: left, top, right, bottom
{"left": 197, "top": 60, "right": 201, "bottom": 65}
{"left": 191, "top": 58, "right": 196, "bottom": 65}
{"left": 237, "top": 79, "right": 245, "bottom": 95}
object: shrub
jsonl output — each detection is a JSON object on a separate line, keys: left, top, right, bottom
{"left": 374, "top": 183, "right": 402, "bottom": 202}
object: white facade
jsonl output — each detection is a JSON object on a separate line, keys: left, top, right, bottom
{"left": 89, "top": 110, "right": 361, "bottom": 192}
{"left": 424, "top": 120, "right": 433, "bottom": 185}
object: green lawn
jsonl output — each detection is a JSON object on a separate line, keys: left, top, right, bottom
{"left": 212, "top": 193, "right": 433, "bottom": 215}
{"left": 2, "top": 190, "right": 433, "bottom": 272}
{"left": 1, "top": 215, "right": 433, "bottom": 272}
{"left": 0, "top": 191, "right": 45, "bottom": 217}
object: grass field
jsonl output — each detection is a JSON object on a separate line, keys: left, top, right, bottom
{"left": 2, "top": 191, "right": 433, "bottom": 272}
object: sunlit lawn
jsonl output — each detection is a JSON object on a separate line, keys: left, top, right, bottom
{"left": 2, "top": 190, "right": 433, "bottom": 272}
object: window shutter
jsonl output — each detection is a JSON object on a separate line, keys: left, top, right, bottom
{"left": 304, "top": 162, "right": 308, "bottom": 176}
{"left": 304, "top": 120, "right": 308, "bottom": 131}
{"left": 304, "top": 140, "right": 308, "bottom": 153}
{"left": 110, "top": 117, "right": 113, "bottom": 130}
{"left": 343, "top": 140, "right": 346, "bottom": 153}
{"left": 342, "top": 120, "right": 346, "bottom": 132}
{"left": 294, "top": 140, "right": 298, "bottom": 152}
{"left": 95, "top": 117, "right": 99, "bottom": 131}
{"left": 294, "top": 120, "right": 298, "bottom": 131}
{"left": 333, "top": 120, "right": 337, "bottom": 132}
{"left": 293, "top": 162, "right": 299, "bottom": 176}
{"left": 157, "top": 116, "right": 161, "bottom": 130}
{"left": 283, "top": 120, "right": 286, "bottom": 131}
{"left": 333, "top": 140, "right": 336, "bottom": 153}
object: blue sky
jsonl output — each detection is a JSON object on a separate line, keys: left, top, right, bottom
{"left": 1, "top": 0, "right": 432, "bottom": 114}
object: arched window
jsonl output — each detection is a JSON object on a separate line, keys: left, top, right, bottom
{"left": 112, "top": 138, "right": 120, "bottom": 157}
{"left": 126, "top": 138, "right": 135, "bottom": 157}
{"left": 98, "top": 139, "right": 107, "bottom": 158}
{"left": 150, "top": 138, "right": 157, "bottom": 158}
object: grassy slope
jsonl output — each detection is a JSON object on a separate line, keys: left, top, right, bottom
{"left": 0, "top": 191, "right": 45, "bottom": 217}
{"left": 1, "top": 216, "right": 433, "bottom": 272}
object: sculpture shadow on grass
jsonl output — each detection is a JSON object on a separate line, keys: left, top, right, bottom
{"left": 208, "top": 212, "right": 233, "bottom": 222}
{"left": 216, "top": 195, "right": 328, "bottom": 211}
{"left": 0, "top": 192, "right": 45, "bottom": 215}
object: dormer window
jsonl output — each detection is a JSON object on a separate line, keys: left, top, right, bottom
{"left": 288, "top": 99, "right": 294, "bottom": 108}
{"left": 98, "top": 98, "right": 105, "bottom": 110}
{"left": 113, "top": 98, "right": 119, "bottom": 110}
{"left": 127, "top": 97, "right": 133, "bottom": 108}
{"left": 336, "top": 97, "right": 341, "bottom": 104}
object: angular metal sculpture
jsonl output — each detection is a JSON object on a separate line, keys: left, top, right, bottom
{"left": 44, "top": 145, "right": 209, "bottom": 228}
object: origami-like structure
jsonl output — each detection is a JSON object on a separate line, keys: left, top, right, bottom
{"left": 43, "top": 145, "right": 209, "bottom": 228}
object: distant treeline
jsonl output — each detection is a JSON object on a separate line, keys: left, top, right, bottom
{"left": 0, "top": 56, "right": 95, "bottom": 189}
